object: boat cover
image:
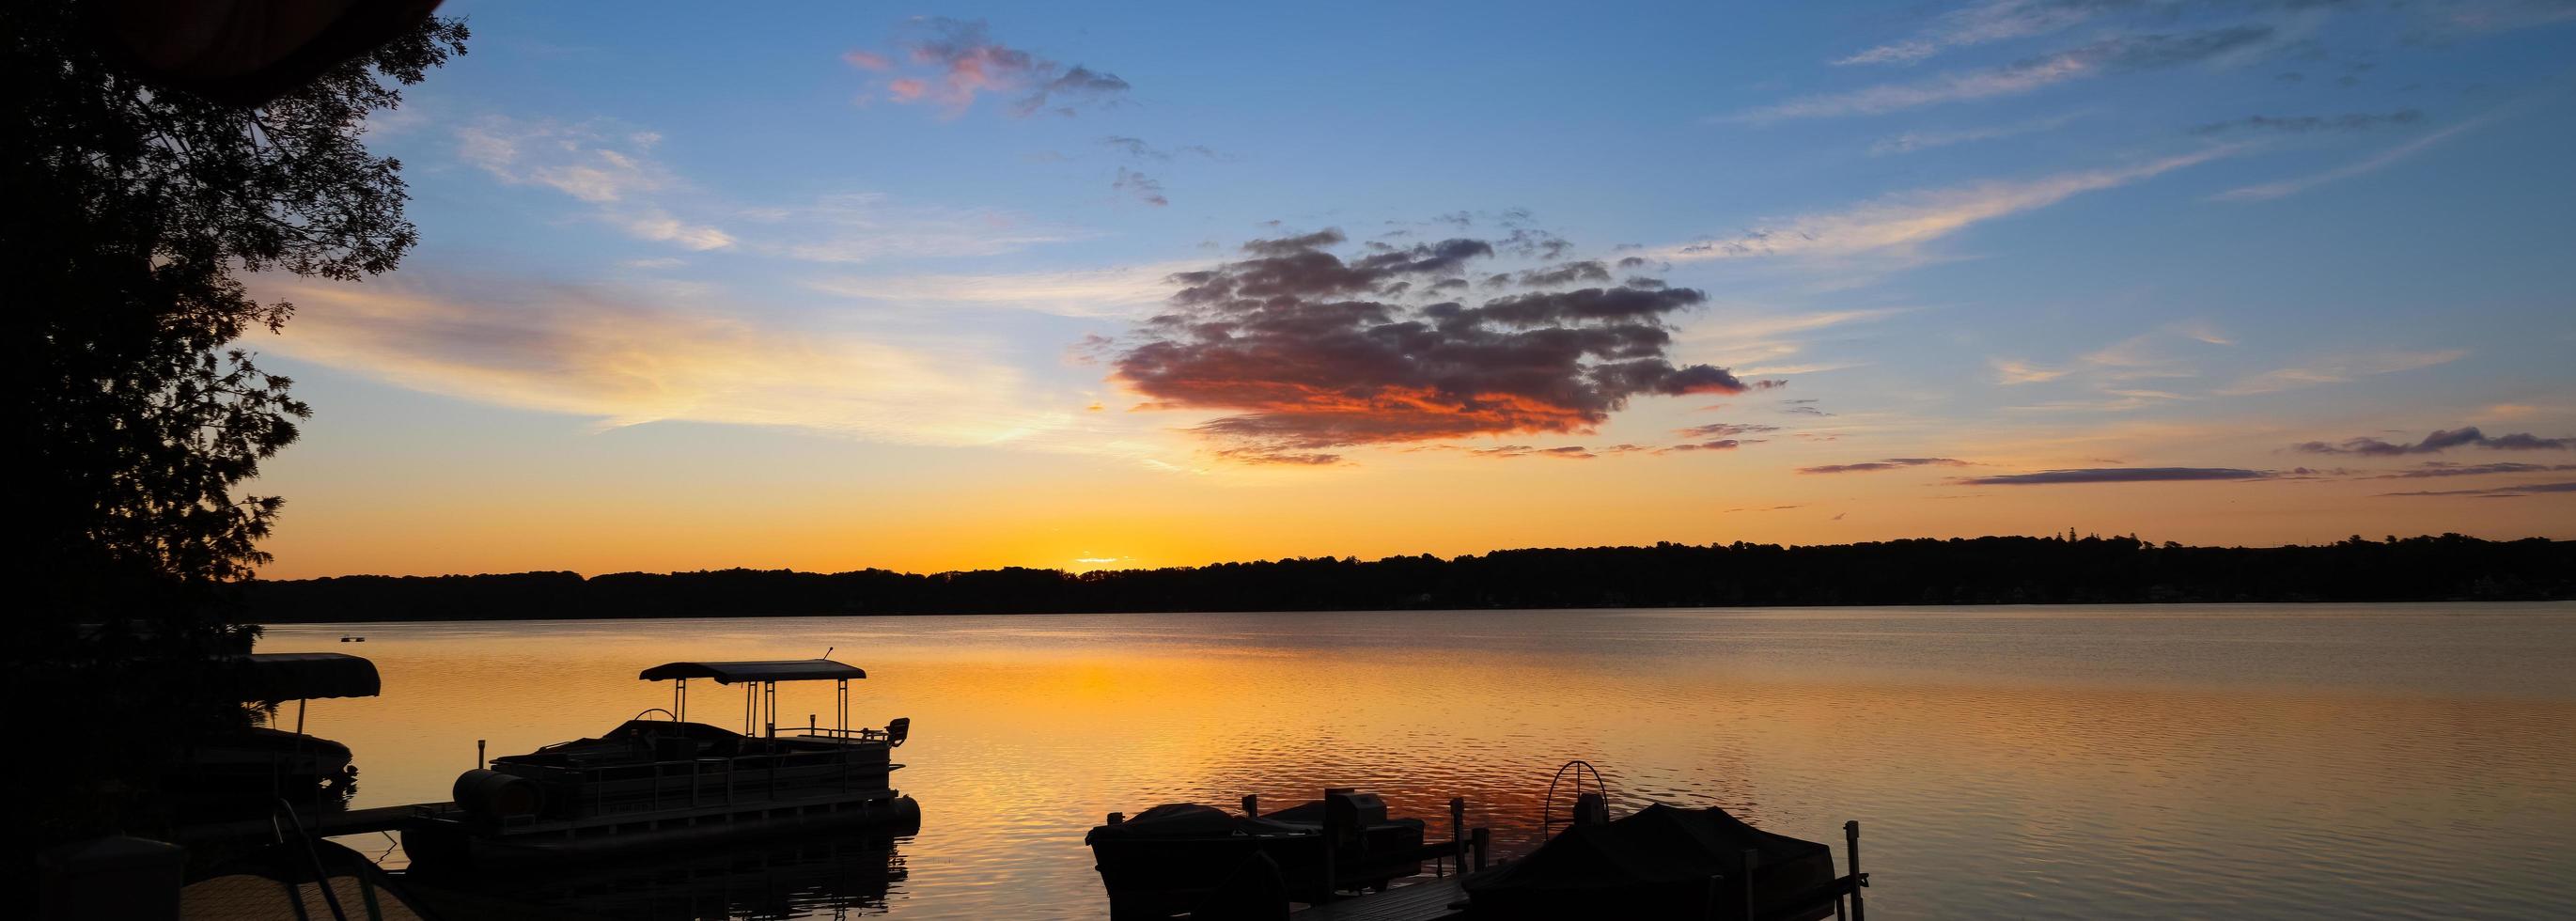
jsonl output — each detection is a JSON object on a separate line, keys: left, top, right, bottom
{"left": 223, "top": 653, "right": 381, "bottom": 701}
{"left": 1085, "top": 804, "right": 1314, "bottom": 844}
{"left": 1461, "top": 804, "right": 1835, "bottom": 920}
{"left": 639, "top": 660, "right": 866, "bottom": 684}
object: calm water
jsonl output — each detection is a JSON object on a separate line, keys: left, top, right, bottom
{"left": 258, "top": 604, "right": 2576, "bottom": 919}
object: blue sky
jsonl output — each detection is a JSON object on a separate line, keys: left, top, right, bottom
{"left": 248, "top": 1, "right": 2576, "bottom": 577}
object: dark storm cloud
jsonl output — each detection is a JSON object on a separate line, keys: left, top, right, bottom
{"left": 1800, "top": 458, "right": 1970, "bottom": 475}
{"left": 2293, "top": 427, "right": 2574, "bottom": 455}
{"left": 2190, "top": 109, "right": 2424, "bottom": 134}
{"left": 1116, "top": 228, "right": 1756, "bottom": 458}
{"left": 1959, "top": 467, "right": 2274, "bottom": 485}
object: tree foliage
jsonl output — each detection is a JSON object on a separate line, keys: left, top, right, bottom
{"left": 249, "top": 534, "right": 2576, "bottom": 622}
{"left": 7, "top": 4, "right": 466, "bottom": 647}
{"left": 4, "top": 2, "right": 465, "bottom": 851}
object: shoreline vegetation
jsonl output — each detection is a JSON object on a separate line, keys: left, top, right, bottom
{"left": 247, "top": 533, "right": 2575, "bottom": 622}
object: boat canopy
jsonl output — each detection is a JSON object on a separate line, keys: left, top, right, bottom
{"left": 224, "top": 652, "right": 382, "bottom": 701}
{"left": 639, "top": 660, "right": 866, "bottom": 684}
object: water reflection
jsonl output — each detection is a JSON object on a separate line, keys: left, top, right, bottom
{"left": 406, "top": 830, "right": 906, "bottom": 920}
{"left": 261, "top": 604, "right": 2576, "bottom": 919}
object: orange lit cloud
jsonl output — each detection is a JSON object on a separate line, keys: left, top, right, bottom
{"left": 1110, "top": 228, "right": 1760, "bottom": 463}
{"left": 258, "top": 276, "right": 1069, "bottom": 445}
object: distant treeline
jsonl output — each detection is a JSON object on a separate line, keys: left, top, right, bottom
{"left": 242, "top": 534, "right": 2576, "bottom": 622}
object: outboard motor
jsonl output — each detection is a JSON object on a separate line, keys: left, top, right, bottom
{"left": 1324, "top": 788, "right": 1388, "bottom": 855}
{"left": 1572, "top": 791, "right": 1610, "bottom": 827}
{"left": 452, "top": 769, "right": 543, "bottom": 823}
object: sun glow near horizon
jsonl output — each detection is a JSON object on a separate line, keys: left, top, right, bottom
{"left": 242, "top": 1, "right": 2575, "bottom": 580}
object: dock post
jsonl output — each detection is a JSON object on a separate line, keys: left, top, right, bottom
{"left": 476, "top": 739, "right": 485, "bottom": 770}
{"left": 1845, "top": 820, "right": 1864, "bottom": 921}
{"left": 1319, "top": 829, "right": 1336, "bottom": 902}
{"left": 1471, "top": 827, "right": 1490, "bottom": 871}
{"left": 1736, "top": 848, "right": 1759, "bottom": 919}
{"left": 1448, "top": 797, "right": 1465, "bottom": 878}
{"left": 1241, "top": 794, "right": 1258, "bottom": 818}
{"left": 1107, "top": 812, "right": 1125, "bottom": 824}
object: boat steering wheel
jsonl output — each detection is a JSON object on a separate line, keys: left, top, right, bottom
{"left": 1540, "top": 759, "right": 1609, "bottom": 833}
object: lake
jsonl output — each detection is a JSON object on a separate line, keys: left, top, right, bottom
{"left": 256, "top": 603, "right": 2576, "bottom": 919}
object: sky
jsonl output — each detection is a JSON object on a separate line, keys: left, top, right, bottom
{"left": 246, "top": 0, "right": 2576, "bottom": 579}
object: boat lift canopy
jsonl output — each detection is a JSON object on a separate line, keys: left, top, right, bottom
{"left": 224, "top": 653, "right": 381, "bottom": 702}
{"left": 639, "top": 660, "right": 866, "bottom": 684}
{"left": 638, "top": 659, "right": 866, "bottom": 738}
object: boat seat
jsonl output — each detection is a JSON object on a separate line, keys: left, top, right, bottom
{"left": 857, "top": 718, "right": 910, "bottom": 747}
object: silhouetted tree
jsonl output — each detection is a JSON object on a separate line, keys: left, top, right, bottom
{"left": 6, "top": 1, "right": 466, "bottom": 851}
{"left": 8, "top": 4, "right": 466, "bottom": 645}
{"left": 247, "top": 535, "right": 2576, "bottom": 622}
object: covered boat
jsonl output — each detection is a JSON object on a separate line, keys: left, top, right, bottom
{"left": 1460, "top": 804, "right": 1840, "bottom": 921}
{"left": 405, "top": 659, "right": 919, "bottom": 869}
{"left": 172, "top": 652, "right": 380, "bottom": 816}
{"left": 1087, "top": 789, "right": 1433, "bottom": 918}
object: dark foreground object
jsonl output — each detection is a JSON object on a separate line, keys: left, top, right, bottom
{"left": 248, "top": 534, "right": 2576, "bottom": 622}
{"left": 1088, "top": 790, "right": 1446, "bottom": 918}
{"left": 404, "top": 826, "right": 908, "bottom": 920}
{"left": 1295, "top": 805, "right": 1868, "bottom": 921}
{"left": 1460, "top": 804, "right": 1842, "bottom": 921}
{"left": 404, "top": 659, "right": 921, "bottom": 870}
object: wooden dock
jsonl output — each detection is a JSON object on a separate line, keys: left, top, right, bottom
{"left": 1289, "top": 876, "right": 1472, "bottom": 921}
{"left": 169, "top": 803, "right": 444, "bottom": 844}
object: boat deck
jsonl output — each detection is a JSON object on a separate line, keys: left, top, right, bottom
{"left": 1289, "top": 876, "right": 1471, "bottom": 921}
{"left": 170, "top": 804, "right": 438, "bottom": 843}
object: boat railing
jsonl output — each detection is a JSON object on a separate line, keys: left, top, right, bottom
{"left": 496, "top": 745, "right": 896, "bottom": 820}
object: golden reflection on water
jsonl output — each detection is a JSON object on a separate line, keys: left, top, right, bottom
{"left": 258, "top": 605, "right": 2576, "bottom": 920}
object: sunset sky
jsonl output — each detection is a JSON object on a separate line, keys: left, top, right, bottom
{"left": 249, "top": 1, "right": 2576, "bottom": 579}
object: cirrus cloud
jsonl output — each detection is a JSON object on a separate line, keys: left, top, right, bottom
{"left": 1959, "top": 466, "right": 2275, "bottom": 485}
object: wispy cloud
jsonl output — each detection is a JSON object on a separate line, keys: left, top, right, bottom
{"left": 2216, "top": 348, "right": 2467, "bottom": 395}
{"left": 2294, "top": 426, "right": 2573, "bottom": 456}
{"left": 1833, "top": 0, "right": 2112, "bottom": 68}
{"left": 1660, "top": 148, "right": 2240, "bottom": 265}
{"left": 2190, "top": 109, "right": 2425, "bottom": 135}
{"left": 1801, "top": 458, "right": 1971, "bottom": 475}
{"left": 2212, "top": 117, "right": 2490, "bottom": 201}
{"left": 2373, "top": 461, "right": 2576, "bottom": 478}
{"left": 258, "top": 275, "right": 1067, "bottom": 445}
{"left": 805, "top": 260, "right": 1202, "bottom": 318}
{"left": 853, "top": 17, "right": 1130, "bottom": 117}
{"left": 2378, "top": 481, "right": 2576, "bottom": 498}
{"left": 1113, "top": 167, "right": 1168, "bottom": 207}
{"left": 1991, "top": 357, "right": 2068, "bottom": 384}
{"left": 457, "top": 117, "right": 734, "bottom": 251}
{"left": 1469, "top": 445, "right": 1597, "bottom": 460}
{"left": 759, "top": 194, "right": 1093, "bottom": 264}
{"left": 1959, "top": 466, "right": 2274, "bottom": 485}
{"left": 1742, "top": 27, "right": 2274, "bottom": 121}
{"left": 1870, "top": 111, "right": 2089, "bottom": 155}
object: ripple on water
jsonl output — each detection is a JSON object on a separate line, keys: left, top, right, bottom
{"left": 271, "top": 604, "right": 2576, "bottom": 919}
